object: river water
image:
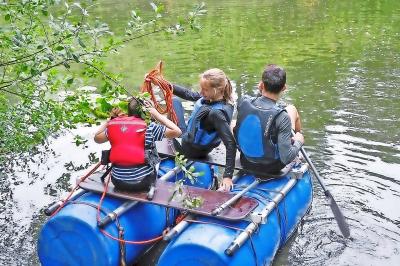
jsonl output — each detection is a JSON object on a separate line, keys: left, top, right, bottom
{"left": 0, "top": 0, "right": 399, "bottom": 265}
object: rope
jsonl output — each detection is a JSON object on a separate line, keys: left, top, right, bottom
{"left": 96, "top": 174, "right": 165, "bottom": 245}
{"left": 50, "top": 162, "right": 102, "bottom": 217}
{"left": 141, "top": 61, "right": 178, "bottom": 124}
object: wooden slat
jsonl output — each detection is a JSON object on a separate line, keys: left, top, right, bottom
{"left": 79, "top": 175, "right": 258, "bottom": 221}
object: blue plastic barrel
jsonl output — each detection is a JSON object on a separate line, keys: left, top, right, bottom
{"left": 38, "top": 192, "right": 172, "bottom": 265}
{"left": 38, "top": 159, "right": 213, "bottom": 266}
{"left": 157, "top": 170, "right": 313, "bottom": 266}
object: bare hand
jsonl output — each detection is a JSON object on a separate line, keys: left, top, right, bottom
{"left": 144, "top": 72, "right": 151, "bottom": 82}
{"left": 219, "top": 177, "right": 233, "bottom": 192}
{"left": 143, "top": 100, "right": 155, "bottom": 109}
{"left": 110, "top": 107, "right": 125, "bottom": 119}
{"left": 292, "top": 132, "right": 304, "bottom": 144}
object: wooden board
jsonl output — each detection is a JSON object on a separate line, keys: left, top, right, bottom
{"left": 79, "top": 175, "right": 259, "bottom": 221}
{"left": 156, "top": 138, "right": 293, "bottom": 178}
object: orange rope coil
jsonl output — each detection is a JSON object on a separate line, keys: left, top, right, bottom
{"left": 141, "top": 61, "right": 178, "bottom": 124}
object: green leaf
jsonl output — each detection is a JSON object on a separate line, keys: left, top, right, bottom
{"left": 67, "top": 78, "right": 74, "bottom": 85}
{"left": 5, "top": 14, "right": 11, "bottom": 21}
{"left": 156, "top": 4, "right": 165, "bottom": 13}
{"left": 118, "top": 101, "right": 128, "bottom": 112}
{"left": 72, "top": 54, "right": 80, "bottom": 63}
{"left": 56, "top": 46, "right": 64, "bottom": 51}
{"left": 21, "top": 64, "right": 28, "bottom": 72}
{"left": 78, "top": 38, "right": 86, "bottom": 48}
{"left": 150, "top": 3, "right": 157, "bottom": 12}
{"left": 30, "top": 68, "right": 38, "bottom": 75}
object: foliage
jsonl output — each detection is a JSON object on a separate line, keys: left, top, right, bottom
{"left": 174, "top": 152, "right": 204, "bottom": 184}
{"left": 169, "top": 153, "right": 204, "bottom": 209}
{"left": 0, "top": 0, "right": 206, "bottom": 163}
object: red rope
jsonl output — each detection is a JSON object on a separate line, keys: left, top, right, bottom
{"left": 96, "top": 174, "right": 165, "bottom": 245}
{"left": 141, "top": 61, "right": 178, "bottom": 124}
{"left": 50, "top": 162, "right": 102, "bottom": 217}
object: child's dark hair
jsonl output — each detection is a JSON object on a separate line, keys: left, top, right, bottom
{"left": 128, "top": 98, "right": 141, "bottom": 117}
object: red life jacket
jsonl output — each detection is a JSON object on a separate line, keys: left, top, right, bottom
{"left": 107, "top": 116, "right": 147, "bottom": 166}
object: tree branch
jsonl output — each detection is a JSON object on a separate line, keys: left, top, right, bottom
{"left": 116, "top": 27, "right": 165, "bottom": 46}
{"left": 0, "top": 87, "right": 33, "bottom": 99}
{"left": 0, "top": 61, "right": 66, "bottom": 90}
{"left": 81, "top": 61, "right": 126, "bottom": 90}
{"left": 0, "top": 21, "right": 84, "bottom": 67}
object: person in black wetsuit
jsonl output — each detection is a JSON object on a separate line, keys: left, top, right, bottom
{"left": 234, "top": 64, "right": 304, "bottom": 174}
{"left": 172, "top": 68, "right": 236, "bottom": 192}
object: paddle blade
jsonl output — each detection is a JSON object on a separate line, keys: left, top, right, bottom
{"left": 326, "top": 190, "right": 350, "bottom": 238}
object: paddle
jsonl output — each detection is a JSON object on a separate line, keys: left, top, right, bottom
{"left": 295, "top": 132, "right": 350, "bottom": 238}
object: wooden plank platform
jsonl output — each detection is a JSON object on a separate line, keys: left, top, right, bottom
{"left": 79, "top": 175, "right": 259, "bottom": 221}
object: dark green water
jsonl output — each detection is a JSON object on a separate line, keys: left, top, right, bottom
{"left": 1, "top": 0, "right": 399, "bottom": 265}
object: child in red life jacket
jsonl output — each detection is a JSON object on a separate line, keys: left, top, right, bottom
{"left": 94, "top": 98, "right": 181, "bottom": 191}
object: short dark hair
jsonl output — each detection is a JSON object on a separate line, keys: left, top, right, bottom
{"left": 127, "top": 98, "right": 141, "bottom": 117}
{"left": 261, "top": 64, "right": 286, "bottom": 93}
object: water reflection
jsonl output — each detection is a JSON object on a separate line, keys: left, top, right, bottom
{"left": 1, "top": 0, "right": 400, "bottom": 265}
{"left": 0, "top": 127, "right": 103, "bottom": 265}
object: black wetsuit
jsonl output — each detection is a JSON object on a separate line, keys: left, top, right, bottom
{"left": 173, "top": 84, "right": 236, "bottom": 179}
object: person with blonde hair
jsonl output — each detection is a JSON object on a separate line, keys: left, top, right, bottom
{"left": 172, "top": 68, "right": 236, "bottom": 191}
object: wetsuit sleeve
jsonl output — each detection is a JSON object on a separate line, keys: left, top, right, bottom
{"left": 275, "top": 112, "right": 302, "bottom": 165}
{"left": 172, "top": 84, "right": 202, "bottom": 102}
{"left": 208, "top": 109, "right": 236, "bottom": 178}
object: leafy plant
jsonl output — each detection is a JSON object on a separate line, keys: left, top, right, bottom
{"left": 0, "top": 1, "right": 207, "bottom": 163}
{"left": 168, "top": 153, "right": 204, "bottom": 209}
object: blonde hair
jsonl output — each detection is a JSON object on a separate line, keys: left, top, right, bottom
{"left": 200, "top": 68, "right": 233, "bottom": 103}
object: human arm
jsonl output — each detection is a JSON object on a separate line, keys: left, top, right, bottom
{"left": 94, "top": 122, "right": 108, "bottom": 143}
{"left": 276, "top": 113, "right": 304, "bottom": 164}
{"left": 94, "top": 108, "right": 126, "bottom": 144}
{"left": 173, "top": 84, "right": 202, "bottom": 102}
{"left": 148, "top": 107, "right": 181, "bottom": 138}
{"left": 207, "top": 108, "right": 236, "bottom": 190}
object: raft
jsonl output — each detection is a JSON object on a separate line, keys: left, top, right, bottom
{"left": 158, "top": 165, "right": 313, "bottom": 266}
{"left": 37, "top": 159, "right": 214, "bottom": 266}
{"left": 37, "top": 139, "right": 313, "bottom": 266}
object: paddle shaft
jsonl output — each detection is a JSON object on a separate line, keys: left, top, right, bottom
{"left": 291, "top": 129, "right": 329, "bottom": 194}
{"left": 298, "top": 144, "right": 350, "bottom": 238}
{"left": 299, "top": 147, "right": 328, "bottom": 192}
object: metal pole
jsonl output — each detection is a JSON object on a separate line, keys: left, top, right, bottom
{"left": 44, "top": 189, "right": 86, "bottom": 216}
{"left": 98, "top": 162, "right": 189, "bottom": 228}
{"left": 225, "top": 178, "right": 298, "bottom": 256}
{"left": 211, "top": 179, "right": 260, "bottom": 216}
{"left": 163, "top": 214, "right": 194, "bottom": 241}
{"left": 98, "top": 201, "right": 139, "bottom": 228}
